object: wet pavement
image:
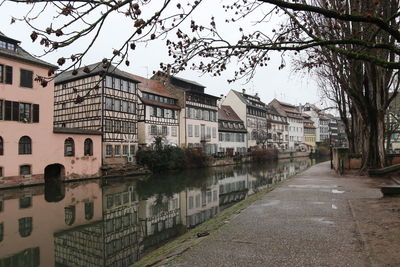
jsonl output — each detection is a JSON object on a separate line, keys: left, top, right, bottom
{"left": 161, "top": 161, "right": 398, "bottom": 267}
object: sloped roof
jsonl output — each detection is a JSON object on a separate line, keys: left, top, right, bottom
{"left": 218, "top": 105, "right": 243, "bottom": 122}
{"left": 126, "top": 73, "right": 177, "bottom": 99}
{"left": 0, "top": 31, "right": 57, "bottom": 69}
{"left": 231, "top": 90, "right": 267, "bottom": 111}
{"left": 55, "top": 62, "right": 140, "bottom": 84}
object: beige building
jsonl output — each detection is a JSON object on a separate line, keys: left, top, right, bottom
{"left": 266, "top": 105, "right": 289, "bottom": 149}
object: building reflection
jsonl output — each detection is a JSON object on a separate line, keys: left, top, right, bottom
{"left": 0, "top": 157, "right": 317, "bottom": 267}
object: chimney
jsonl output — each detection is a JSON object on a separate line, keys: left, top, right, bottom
{"left": 242, "top": 89, "right": 246, "bottom": 94}
{"left": 220, "top": 94, "right": 224, "bottom": 98}
{"left": 255, "top": 93, "right": 258, "bottom": 97}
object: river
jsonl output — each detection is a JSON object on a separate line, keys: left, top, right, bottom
{"left": 0, "top": 157, "right": 327, "bottom": 267}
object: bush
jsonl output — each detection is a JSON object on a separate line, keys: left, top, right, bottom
{"left": 251, "top": 148, "right": 278, "bottom": 162}
{"left": 137, "top": 147, "right": 210, "bottom": 171}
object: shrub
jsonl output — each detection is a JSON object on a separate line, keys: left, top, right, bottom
{"left": 184, "top": 148, "right": 210, "bottom": 168}
{"left": 251, "top": 148, "right": 278, "bottom": 162}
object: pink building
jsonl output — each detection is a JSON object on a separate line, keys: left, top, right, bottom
{"left": 0, "top": 32, "right": 102, "bottom": 188}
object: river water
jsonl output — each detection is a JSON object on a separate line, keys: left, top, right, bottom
{"left": 0, "top": 157, "right": 326, "bottom": 267}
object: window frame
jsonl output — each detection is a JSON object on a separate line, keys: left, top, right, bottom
{"left": 19, "top": 165, "right": 31, "bottom": 176}
{"left": 18, "top": 136, "right": 32, "bottom": 155}
{"left": 64, "top": 137, "right": 75, "bottom": 157}
{"left": 84, "top": 138, "right": 93, "bottom": 156}
{"left": 20, "top": 69, "right": 33, "bottom": 88}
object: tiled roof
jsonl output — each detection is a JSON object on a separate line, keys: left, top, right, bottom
{"left": 218, "top": 105, "right": 243, "bottom": 122}
{"left": 126, "top": 73, "right": 177, "bottom": 99}
{"left": 0, "top": 31, "right": 57, "bottom": 69}
{"left": 55, "top": 62, "right": 140, "bottom": 84}
{"left": 232, "top": 90, "right": 267, "bottom": 111}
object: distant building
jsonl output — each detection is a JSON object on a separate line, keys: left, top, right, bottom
{"left": 302, "top": 113, "right": 316, "bottom": 150}
{"left": 335, "top": 117, "right": 348, "bottom": 148}
{"left": 152, "top": 72, "right": 219, "bottom": 154}
{"left": 301, "top": 103, "right": 322, "bottom": 142}
{"left": 217, "top": 105, "right": 247, "bottom": 154}
{"left": 318, "top": 116, "right": 330, "bottom": 143}
{"left": 0, "top": 32, "right": 101, "bottom": 187}
{"left": 270, "top": 99, "right": 304, "bottom": 150}
{"left": 128, "top": 74, "right": 180, "bottom": 148}
{"left": 54, "top": 62, "right": 140, "bottom": 166}
{"left": 222, "top": 89, "right": 268, "bottom": 149}
{"left": 266, "top": 105, "right": 289, "bottom": 149}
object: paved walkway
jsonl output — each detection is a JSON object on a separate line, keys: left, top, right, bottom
{"left": 164, "top": 162, "right": 399, "bottom": 267}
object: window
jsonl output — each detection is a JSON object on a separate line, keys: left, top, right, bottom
{"left": 188, "top": 124, "right": 193, "bottom": 137}
{"left": 150, "top": 125, "right": 157, "bottom": 135}
{"left": 20, "top": 69, "right": 33, "bottom": 88}
{"left": 115, "top": 145, "right": 121, "bottom": 156}
{"left": 19, "top": 136, "right": 32, "bottom": 154}
{"left": 64, "top": 206, "right": 75, "bottom": 225}
{"left": 122, "top": 101, "right": 128, "bottom": 112}
{"left": 19, "top": 196, "right": 32, "bottom": 208}
{"left": 0, "top": 167, "right": 3, "bottom": 177}
{"left": 19, "top": 217, "right": 32, "bottom": 237}
{"left": 130, "top": 145, "right": 135, "bottom": 155}
{"left": 105, "top": 76, "right": 113, "bottom": 88}
{"left": 105, "top": 120, "right": 112, "bottom": 132}
{"left": 84, "top": 138, "right": 93, "bottom": 156}
{"left": 212, "top": 127, "right": 216, "bottom": 138}
{"left": 5, "top": 66, "right": 12, "bottom": 84}
{"left": 123, "top": 145, "right": 129, "bottom": 155}
{"left": 122, "top": 80, "right": 128, "bottom": 91}
{"left": 162, "top": 126, "right": 168, "bottom": 136}
{"left": 64, "top": 138, "right": 75, "bottom": 156}
{"left": 0, "top": 65, "right": 3, "bottom": 83}
{"left": 171, "top": 126, "right": 177, "bottom": 137}
{"left": 85, "top": 202, "right": 94, "bottom": 220}
{"left": 194, "top": 125, "right": 199, "bottom": 137}
{"left": 105, "top": 97, "right": 113, "bottom": 110}
{"left": 19, "top": 103, "right": 31, "bottom": 122}
{"left": 0, "top": 136, "right": 3, "bottom": 155}
{"left": 114, "top": 99, "right": 121, "bottom": 111}
{"left": 20, "top": 165, "right": 31, "bottom": 176}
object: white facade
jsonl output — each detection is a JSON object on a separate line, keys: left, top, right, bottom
{"left": 287, "top": 117, "right": 304, "bottom": 149}
{"left": 185, "top": 107, "right": 219, "bottom": 154}
{"left": 218, "top": 131, "right": 247, "bottom": 154}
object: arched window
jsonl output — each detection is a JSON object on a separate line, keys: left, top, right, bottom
{"left": 18, "top": 217, "right": 32, "bottom": 237}
{"left": 0, "top": 136, "right": 3, "bottom": 155}
{"left": 85, "top": 202, "right": 94, "bottom": 220}
{"left": 84, "top": 138, "right": 93, "bottom": 156}
{"left": 64, "top": 138, "right": 75, "bottom": 156}
{"left": 18, "top": 136, "right": 31, "bottom": 155}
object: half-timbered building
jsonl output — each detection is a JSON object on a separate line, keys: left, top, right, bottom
{"left": 54, "top": 62, "right": 140, "bottom": 165}
{"left": 127, "top": 74, "right": 180, "bottom": 148}
{"left": 217, "top": 105, "right": 247, "bottom": 155}
{"left": 222, "top": 89, "right": 268, "bottom": 149}
{"left": 152, "top": 72, "right": 219, "bottom": 154}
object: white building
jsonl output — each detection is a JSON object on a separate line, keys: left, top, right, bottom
{"left": 218, "top": 105, "right": 247, "bottom": 154}
{"left": 222, "top": 89, "right": 268, "bottom": 149}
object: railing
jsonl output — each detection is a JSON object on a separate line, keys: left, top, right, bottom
{"left": 200, "top": 135, "right": 211, "bottom": 142}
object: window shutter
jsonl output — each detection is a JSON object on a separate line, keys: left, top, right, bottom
{"left": 20, "top": 69, "right": 33, "bottom": 88}
{"left": 32, "top": 104, "right": 39, "bottom": 123}
{"left": 12, "top": 102, "right": 19, "bottom": 121}
{"left": 5, "top": 66, "right": 12, "bottom": 84}
{"left": 4, "top": 101, "right": 11, "bottom": 120}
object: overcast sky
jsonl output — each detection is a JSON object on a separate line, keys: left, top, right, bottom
{"left": 0, "top": 0, "right": 326, "bottom": 107}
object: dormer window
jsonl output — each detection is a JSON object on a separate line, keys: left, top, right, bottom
{"left": 0, "top": 40, "right": 16, "bottom": 51}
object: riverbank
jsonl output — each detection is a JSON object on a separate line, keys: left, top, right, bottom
{"left": 134, "top": 161, "right": 400, "bottom": 267}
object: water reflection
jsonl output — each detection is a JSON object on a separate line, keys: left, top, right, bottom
{"left": 0, "top": 157, "right": 323, "bottom": 266}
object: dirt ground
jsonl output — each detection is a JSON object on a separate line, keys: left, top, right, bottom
{"left": 351, "top": 190, "right": 400, "bottom": 266}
